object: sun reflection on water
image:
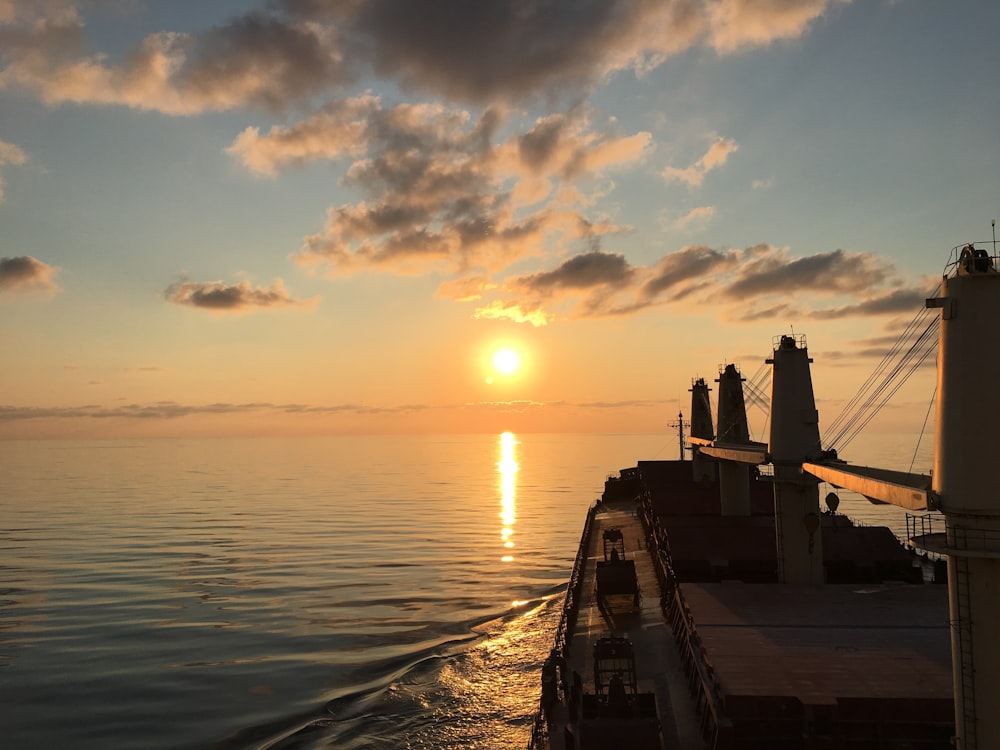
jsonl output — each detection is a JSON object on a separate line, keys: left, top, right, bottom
{"left": 497, "top": 432, "right": 519, "bottom": 563}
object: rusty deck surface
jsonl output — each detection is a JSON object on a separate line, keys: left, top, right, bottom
{"left": 680, "top": 581, "right": 952, "bottom": 704}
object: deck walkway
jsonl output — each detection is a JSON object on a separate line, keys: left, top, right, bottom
{"left": 546, "top": 498, "right": 702, "bottom": 750}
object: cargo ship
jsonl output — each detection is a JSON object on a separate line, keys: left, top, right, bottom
{"left": 527, "top": 242, "right": 1000, "bottom": 750}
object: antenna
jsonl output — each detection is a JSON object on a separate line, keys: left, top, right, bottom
{"left": 669, "top": 410, "right": 690, "bottom": 460}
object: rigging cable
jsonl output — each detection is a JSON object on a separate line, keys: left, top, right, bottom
{"left": 829, "top": 316, "right": 939, "bottom": 451}
{"left": 823, "top": 282, "right": 941, "bottom": 450}
{"left": 909, "top": 383, "right": 937, "bottom": 477}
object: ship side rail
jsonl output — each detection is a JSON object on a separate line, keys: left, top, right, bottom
{"left": 527, "top": 498, "right": 601, "bottom": 750}
{"left": 908, "top": 512, "right": 1000, "bottom": 558}
{"left": 637, "top": 486, "right": 732, "bottom": 749}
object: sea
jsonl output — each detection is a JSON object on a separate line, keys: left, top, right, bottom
{"left": 0, "top": 432, "right": 932, "bottom": 750}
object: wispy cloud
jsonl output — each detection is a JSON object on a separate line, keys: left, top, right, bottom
{"left": 0, "top": 136, "right": 28, "bottom": 202}
{"left": 164, "top": 278, "right": 317, "bottom": 312}
{"left": 434, "top": 275, "right": 497, "bottom": 303}
{"left": 670, "top": 205, "right": 717, "bottom": 231}
{"left": 662, "top": 135, "right": 738, "bottom": 187}
{"left": 707, "top": 0, "right": 849, "bottom": 53}
{"left": 473, "top": 299, "right": 552, "bottom": 327}
{"left": 0, "top": 255, "right": 59, "bottom": 294}
{"left": 0, "top": 396, "right": 672, "bottom": 422}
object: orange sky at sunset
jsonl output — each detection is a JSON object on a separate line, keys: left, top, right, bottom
{"left": 1, "top": 1, "right": 996, "bottom": 439}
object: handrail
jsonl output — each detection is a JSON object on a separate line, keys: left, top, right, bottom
{"left": 527, "top": 498, "right": 600, "bottom": 749}
{"left": 943, "top": 241, "right": 1000, "bottom": 276}
{"left": 908, "top": 512, "right": 1000, "bottom": 558}
{"left": 637, "top": 486, "right": 729, "bottom": 745}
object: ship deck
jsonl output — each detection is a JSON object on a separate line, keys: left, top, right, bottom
{"left": 544, "top": 497, "right": 700, "bottom": 750}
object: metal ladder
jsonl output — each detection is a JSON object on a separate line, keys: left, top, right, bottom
{"left": 953, "top": 529, "right": 977, "bottom": 750}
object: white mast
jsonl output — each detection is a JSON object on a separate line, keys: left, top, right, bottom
{"left": 927, "top": 246, "right": 1000, "bottom": 750}
{"left": 767, "top": 334, "right": 824, "bottom": 584}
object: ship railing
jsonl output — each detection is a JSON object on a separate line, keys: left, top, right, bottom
{"left": 637, "top": 483, "right": 730, "bottom": 747}
{"left": 527, "top": 497, "right": 601, "bottom": 750}
{"left": 907, "top": 512, "right": 1000, "bottom": 559}
{"left": 943, "top": 241, "right": 1000, "bottom": 277}
{"left": 555, "top": 499, "right": 600, "bottom": 654}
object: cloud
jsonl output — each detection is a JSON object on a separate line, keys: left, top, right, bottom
{"left": 511, "top": 250, "right": 636, "bottom": 294}
{"left": 281, "top": 0, "right": 846, "bottom": 103}
{"left": 0, "top": 395, "right": 677, "bottom": 425}
{"left": 435, "top": 275, "right": 497, "bottom": 302}
{"left": 671, "top": 205, "right": 718, "bottom": 231}
{"left": 238, "top": 104, "right": 648, "bottom": 277}
{"left": 476, "top": 242, "right": 923, "bottom": 325}
{"left": 0, "top": 137, "right": 27, "bottom": 165}
{"left": 0, "top": 9, "right": 347, "bottom": 114}
{"left": 163, "top": 278, "right": 317, "bottom": 312}
{"left": 641, "top": 244, "right": 738, "bottom": 298}
{"left": 725, "top": 246, "right": 886, "bottom": 298}
{"left": 2, "top": 1, "right": 852, "bottom": 113}
{"left": 707, "top": 0, "right": 847, "bottom": 53}
{"left": 495, "top": 250, "right": 647, "bottom": 320}
{"left": 0, "top": 401, "right": 359, "bottom": 422}
{"left": 809, "top": 287, "right": 929, "bottom": 319}
{"left": 473, "top": 299, "right": 552, "bottom": 327}
{"left": 226, "top": 93, "right": 380, "bottom": 175}
{"left": 0, "top": 136, "right": 28, "bottom": 202}
{"left": 663, "top": 135, "right": 738, "bottom": 187}
{"left": 280, "top": 0, "right": 704, "bottom": 104}
{"left": 0, "top": 255, "right": 59, "bottom": 294}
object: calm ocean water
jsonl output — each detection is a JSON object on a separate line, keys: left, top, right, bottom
{"left": 0, "top": 431, "right": 931, "bottom": 749}
{"left": 1, "top": 433, "right": 671, "bottom": 749}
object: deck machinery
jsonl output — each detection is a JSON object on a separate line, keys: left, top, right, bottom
{"left": 594, "top": 528, "right": 640, "bottom": 612}
{"left": 576, "top": 637, "right": 660, "bottom": 749}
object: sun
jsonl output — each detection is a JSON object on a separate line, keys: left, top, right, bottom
{"left": 492, "top": 348, "right": 521, "bottom": 375}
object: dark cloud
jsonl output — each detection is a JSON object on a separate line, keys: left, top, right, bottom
{"left": 518, "top": 114, "right": 568, "bottom": 171}
{"left": 513, "top": 251, "right": 635, "bottom": 293}
{"left": 809, "top": 287, "right": 928, "bottom": 319}
{"left": 641, "top": 245, "right": 738, "bottom": 298}
{"left": 726, "top": 248, "right": 888, "bottom": 299}
{"left": 164, "top": 278, "right": 316, "bottom": 312}
{"left": 275, "top": 0, "right": 844, "bottom": 103}
{"left": 2, "top": 1, "right": 847, "bottom": 112}
{"left": 0, "top": 255, "right": 59, "bottom": 293}
{"left": 281, "top": 0, "right": 674, "bottom": 103}
{"left": 474, "top": 242, "right": 923, "bottom": 325}
{"left": 181, "top": 12, "right": 350, "bottom": 112}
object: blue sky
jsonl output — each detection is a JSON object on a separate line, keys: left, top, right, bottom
{"left": 0, "top": 0, "right": 997, "bottom": 439}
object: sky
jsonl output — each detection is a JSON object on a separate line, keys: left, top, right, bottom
{"left": 1, "top": 0, "right": 998, "bottom": 441}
